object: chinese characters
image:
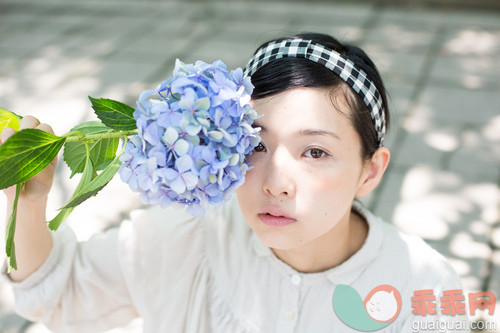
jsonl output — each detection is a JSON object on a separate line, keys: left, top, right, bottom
{"left": 412, "top": 289, "right": 495, "bottom": 316}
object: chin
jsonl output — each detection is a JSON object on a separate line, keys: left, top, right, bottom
{"left": 252, "top": 227, "right": 304, "bottom": 250}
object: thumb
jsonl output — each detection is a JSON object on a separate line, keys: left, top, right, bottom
{"left": 3, "top": 184, "right": 17, "bottom": 203}
{"left": 0, "top": 127, "right": 16, "bottom": 144}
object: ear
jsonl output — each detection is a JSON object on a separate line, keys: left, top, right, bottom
{"left": 356, "top": 147, "right": 390, "bottom": 197}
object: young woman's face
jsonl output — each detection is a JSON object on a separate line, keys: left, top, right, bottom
{"left": 236, "top": 87, "right": 370, "bottom": 250}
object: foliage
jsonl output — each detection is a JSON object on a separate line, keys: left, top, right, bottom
{"left": 0, "top": 59, "right": 260, "bottom": 270}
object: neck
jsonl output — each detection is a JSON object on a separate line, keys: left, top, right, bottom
{"left": 272, "top": 208, "right": 368, "bottom": 273}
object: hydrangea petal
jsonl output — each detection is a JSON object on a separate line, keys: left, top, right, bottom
{"left": 185, "top": 124, "right": 202, "bottom": 136}
{"left": 161, "top": 168, "right": 179, "bottom": 181}
{"left": 118, "top": 165, "right": 133, "bottom": 183}
{"left": 175, "top": 155, "right": 193, "bottom": 173}
{"left": 183, "top": 172, "right": 198, "bottom": 190}
{"left": 138, "top": 89, "right": 155, "bottom": 103}
{"left": 163, "top": 127, "right": 179, "bottom": 145}
{"left": 195, "top": 97, "right": 210, "bottom": 111}
{"left": 170, "top": 176, "right": 186, "bottom": 194}
{"left": 208, "top": 130, "right": 223, "bottom": 141}
{"left": 144, "top": 122, "right": 163, "bottom": 145}
{"left": 174, "top": 139, "right": 190, "bottom": 156}
{"left": 178, "top": 88, "right": 196, "bottom": 109}
{"left": 229, "top": 154, "right": 239, "bottom": 166}
{"left": 196, "top": 117, "right": 210, "bottom": 129}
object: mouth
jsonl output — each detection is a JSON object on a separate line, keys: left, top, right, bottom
{"left": 258, "top": 209, "right": 297, "bottom": 227}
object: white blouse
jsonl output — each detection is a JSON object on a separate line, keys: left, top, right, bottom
{"left": 3, "top": 198, "right": 469, "bottom": 332}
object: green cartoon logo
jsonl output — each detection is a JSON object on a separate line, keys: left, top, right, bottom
{"left": 332, "top": 284, "right": 402, "bottom": 331}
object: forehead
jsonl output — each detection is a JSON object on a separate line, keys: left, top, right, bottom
{"left": 251, "top": 87, "right": 351, "bottom": 131}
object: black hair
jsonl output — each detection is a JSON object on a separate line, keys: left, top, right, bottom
{"left": 249, "top": 33, "right": 390, "bottom": 160}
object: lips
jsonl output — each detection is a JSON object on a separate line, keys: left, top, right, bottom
{"left": 258, "top": 207, "right": 297, "bottom": 227}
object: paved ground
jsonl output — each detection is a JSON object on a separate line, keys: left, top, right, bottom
{"left": 0, "top": 1, "right": 499, "bottom": 332}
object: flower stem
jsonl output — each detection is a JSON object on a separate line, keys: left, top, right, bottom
{"left": 64, "top": 129, "right": 138, "bottom": 143}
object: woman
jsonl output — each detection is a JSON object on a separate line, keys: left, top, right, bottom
{"left": 1, "top": 33, "right": 468, "bottom": 332}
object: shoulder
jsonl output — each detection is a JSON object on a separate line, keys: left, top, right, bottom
{"left": 357, "top": 203, "right": 461, "bottom": 288}
{"left": 203, "top": 196, "right": 256, "bottom": 268}
{"left": 384, "top": 220, "right": 457, "bottom": 283}
{"left": 115, "top": 203, "right": 210, "bottom": 288}
{"left": 353, "top": 205, "right": 466, "bottom": 329}
{"left": 121, "top": 203, "right": 202, "bottom": 235}
{"left": 205, "top": 196, "right": 252, "bottom": 244}
{"left": 118, "top": 204, "right": 203, "bottom": 255}
{"left": 116, "top": 197, "right": 250, "bottom": 267}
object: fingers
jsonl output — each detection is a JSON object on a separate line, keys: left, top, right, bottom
{"left": 0, "top": 127, "right": 16, "bottom": 144}
{"left": 19, "top": 115, "right": 40, "bottom": 130}
{"left": 0, "top": 116, "right": 55, "bottom": 145}
{"left": 36, "top": 123, "right": 55, "bottom": 135}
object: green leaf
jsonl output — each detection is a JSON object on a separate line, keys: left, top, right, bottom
{"left": 62, "top": 153, "right": 122, "bottom": 209}
{"left": 0, "top": 129, "right": 65, "bottom": 189}
{"left": 48, "top": 153, "right": 95, "bottom": 231}
{"left": 63, "top": 121, "right": 119, "bottom": 178}
{"left": 89, "top": 97, "right": 136, "bottom": 131}
{"left": 0, "top": 107, "right": 22, "bottom": 133}
{"left": 6, "top": 182, "right": 24, "bottom": 272}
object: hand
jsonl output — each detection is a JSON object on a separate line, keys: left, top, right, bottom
{"left": 1, "top": 116, "right": 57, "bottom": 203}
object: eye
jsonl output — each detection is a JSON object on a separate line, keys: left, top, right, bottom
{"left": 304, "top": 148, "right": 328, "bottom": 159}
{"left": 254, "top": 142, "right": 266, "bottom": 153}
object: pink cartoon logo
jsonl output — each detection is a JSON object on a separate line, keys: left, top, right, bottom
{"left": 364, "top": 284, "right": 402, "bottom": 323}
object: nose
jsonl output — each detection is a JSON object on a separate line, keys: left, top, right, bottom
{"left": 262, "top": 147, "right": 296, "bottom": 198}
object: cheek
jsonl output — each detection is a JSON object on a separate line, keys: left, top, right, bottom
{"left": 299, "top": 167, "right": 345, "bottom": 195}
{"left": 295, "top": 167, "right": 359, "bottom": 214}
{"left": 240, "top": 155, "right": 265, "bottom": 189}
{"left": 240, "top": 165, "right": 259, "bottom": 190}
{"left": 236, "top": 167, "right": 260, "bottom": 207}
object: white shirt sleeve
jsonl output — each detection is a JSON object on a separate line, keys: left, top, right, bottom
{"left": 2, "top": 203, "right": 209, "bottom": 333}
{"left": 2, "top": 223, "right": 138, "bottom": 333}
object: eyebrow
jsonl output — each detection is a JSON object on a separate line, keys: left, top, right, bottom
{"left": 298, "top": 128, "right": 341, "bottom": 140}
{"left": 254, "top": 123, "right": 341, "bottom": 140}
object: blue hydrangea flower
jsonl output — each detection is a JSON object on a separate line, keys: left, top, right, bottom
{"left": 119, "top": 59, "right": 260, "bottom": 216}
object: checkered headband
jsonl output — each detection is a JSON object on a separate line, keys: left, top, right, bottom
{"left": 244, "top": 38, "right": 386, "bottom": 146}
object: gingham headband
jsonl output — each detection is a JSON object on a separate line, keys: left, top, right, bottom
{"left": 244, "top": 38, "right": 386, "bottom": 146}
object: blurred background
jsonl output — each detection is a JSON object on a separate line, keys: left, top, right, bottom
{"left": 0, "top": 0, "right": 499, "bottom": 332}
